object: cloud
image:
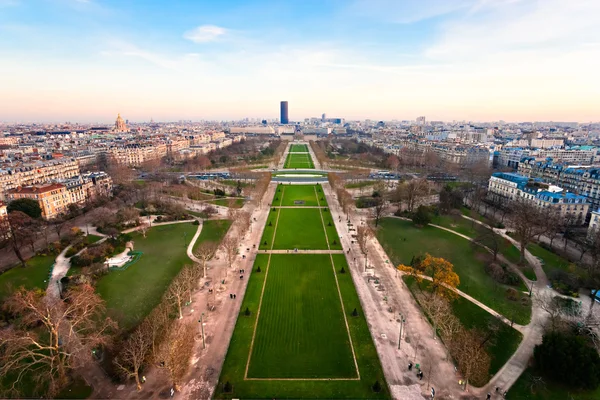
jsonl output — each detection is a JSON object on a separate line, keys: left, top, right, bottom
{"left": 349, "top": 0, "right": 473, "bottom": 23}
{"left": 183, "top": 25, "right": 228, "bottom": 43}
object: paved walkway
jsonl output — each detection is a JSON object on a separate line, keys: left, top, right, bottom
{"left": 46, "top": 245, "right": 72, "bottom": 300}
{"left": 186, "top": 221, "right": 203, "bottom": 264}
{"left": 273, "top": 205, "right": 328, "bottom": 208}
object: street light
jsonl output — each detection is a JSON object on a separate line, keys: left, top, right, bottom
{"left": 199, "top": 313, "right": 206, "bottom": 349}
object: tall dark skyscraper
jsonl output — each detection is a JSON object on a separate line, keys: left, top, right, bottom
{"left": 280, "top": 101, "right": 289, "bottom": 124}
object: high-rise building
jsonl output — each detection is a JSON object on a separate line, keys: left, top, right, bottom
{"left": 280, "top": 101, "right": 289, "bottom": 124}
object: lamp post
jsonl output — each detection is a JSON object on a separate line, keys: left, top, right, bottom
{"left": 398, "top": 312, "right": 405, "bottom": 349}
{"left": 199, "top": 313, "right": 206, "bottom": 349}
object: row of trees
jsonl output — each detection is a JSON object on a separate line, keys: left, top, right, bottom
{"left": 398, "top": 254, "right": 491, "bottom": 388}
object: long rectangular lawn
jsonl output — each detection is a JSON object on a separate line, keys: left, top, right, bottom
{"left": 284, "top": 153, "right": 314, "bottom": 169}
{"left": 248, "top": 254, "right": 356, "bottom": 378}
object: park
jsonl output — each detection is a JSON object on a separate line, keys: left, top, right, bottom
{"left": 217, "top": 183, "right": 388, "bottom": 398}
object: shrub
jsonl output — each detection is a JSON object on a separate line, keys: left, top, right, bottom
{"left": 495, "top": 222, "right": 505, "bottom": 229}
{"left": 340, "top": 266, "right": 345, "bottom": 273}
{"left": 534, "top": 331, "right": 600, "bottom": 390}
{"left": 192, "top": 220, "right": 200, "bottom": 225}
{"left": 372, "top": 380, "right": 382, "bottom": 393}
{"left": 256, "top": 266, "right": 261, "bottom": 273}
{"left": 223, "top": 381, "right": 232, "bottom": 393}
{"left": 549, "top": 270, "right": 580, "bottom": 296}
{"left": 244, "top": 307, "right": 251, "bottom": 316}
{"left": 332, "top": 240, "right": 337, "bottom": 245}
{"left": 352, "top": 308, "right": 358, "bottom": 317}
{"left": 412, "top": 206, "right": 431, "bottom": 226}
{"left": 505, "top": 287, "right": 519, "bottom": 301}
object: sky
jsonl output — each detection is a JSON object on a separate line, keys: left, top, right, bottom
{"left": 0, "top": 0, "right": 599, "bottom": 123}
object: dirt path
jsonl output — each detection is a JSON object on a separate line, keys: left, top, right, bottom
{"left": 186, "top": 221, "right": 203, "bottom": 263}
{"left": 325, "top": 183, "right": 446, "bottom": 400}
{"left": 176, "top": 183, "right": 276, "bottom": 400}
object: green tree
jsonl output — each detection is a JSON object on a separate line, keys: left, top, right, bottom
{"left": 7, "top": 198, "right": 42, "bottom": 219}
{"left": 412, "top": 205, "right": 431, "bottom": 226}
{"left": 534, "top": 331, "right": 600, "bottom": 390}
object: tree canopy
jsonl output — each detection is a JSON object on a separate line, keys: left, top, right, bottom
{"left": 7, "top": 198, "right": 42, "bottom": 219}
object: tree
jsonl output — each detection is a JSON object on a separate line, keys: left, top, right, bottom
{"left": 356, "top": 225, "right": 373, "bottom": 270}
{"left": 113, "top": 326, "right": 151, "bottom": 391}
{"left": 371, "top": 197, "right": 387, "bottom": 227}
{"left": 0, "top": 285, "right": 117, "bottom": 397}
{"left": 450, "top": 328, "right": 492, "bottom": 390}
{"left": 404, "top": 179, "right": 429, "bottom": 212}
{"left": 439, "top": 185, "right": 463, "bottom": 214}
{"left": 417, "top": 292, "right": 461, "bottom": 340}
{"left": 158, "top": 321, "right": 196, "bottom": 392}
{"left": 386, "top": 155, "right": 400, "bottom": 171}
{"left": 7, "top": 198, "right": 42, "bottom": 219}
{"left": 194, "top": 241, "right": 218, "bottom": 278}
{"left": 398, "top": 254, "right": 460, "bottom": 299}
{"left": 534, "top": 331, "right": 600, "bottom": 390}
{"left": 221, "top": 235, "right": 239, "bottom": 269}
{"left": 412, "top": 205, "right": 431, "bottom": 227}
{"left": 180, "top": 264, "right": 201, "bottom": 304}
{"left": 165, "top": 271, "right": 188, "bottom": 319}
{"left": 145, "top": 301, "right": 171, "bottom": 361}
{"left": 472, "top": 222, "right": 502, "bottom": 261}
{"left": 116, "top": 207, "right": 140, "bottom": 226}
{"left": 509, "top": 199, "right": 548, "bottom": 263}
{"left": 50, "top": 216, "right": 70, "bottom": 239}
{"left": 0, "top": 211, "right": 34, "bottom": 267}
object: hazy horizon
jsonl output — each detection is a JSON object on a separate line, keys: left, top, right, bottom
{"left": 1, "top": 0, "right": 599, "bottom": 123}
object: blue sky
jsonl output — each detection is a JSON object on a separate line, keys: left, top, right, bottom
{"left": 0, "top": 0, "right": 599, "bottom": 123}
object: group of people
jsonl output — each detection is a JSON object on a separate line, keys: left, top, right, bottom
{"left": 229, "top": 293, "right": 237, "bottom": 299}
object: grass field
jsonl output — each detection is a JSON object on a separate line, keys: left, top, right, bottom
{"left": 208, "top": 198, "right": 245, "bottom": 208}
{"left": 261, "top": 186, "right": 341, "bottom": 250}
{"left": 278, "top": 184, "right": 319, "bottom": 206}
{"left": 85, "top": 234, "right": 104, "bottom": 244}
{"left": 217, "top": 186, "right": 387, "bottom": 398}
{"left": 510, "top": 367, "right": 600, "bottom": 400}
{"left": 0, "top": 255, "right": 55, "bottom": 301}
{"left": 377, "top": 218, "right": 531, "bottom": 325}
{"left": 345, "top": 181, "right": 377, "bottom": 189}
{"left": 290, "top": 144, "right": 309, "bottom": 152}
{"left": 95, "top": 223, "right": 197, "bottom": 329}
{"left": 284, "top": 153, "right": 315, "bottom": 169}
{"left": 248, "top": 254, "right": 357, "bottom": 378}
{"left": 192, "top": 219, "right": 232, "bottom": 253}
{"left": 527, "top": 243, "right": 571, "bottom": 276}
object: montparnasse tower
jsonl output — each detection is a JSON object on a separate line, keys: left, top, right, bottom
{"left": 115, "top": 113, "right": 127, "bottom": 132}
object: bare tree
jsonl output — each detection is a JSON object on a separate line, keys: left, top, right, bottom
{"left": 356, "top": 225, "right": 373, "bottom": 270}
{"left": 221, "top": 235, "right": 239, "bottom": 270}
{"left": 145, "top": 301, "right": 171, "bottom": 361}
{"left": 534, "top": 291, "right": 566, "bottom": 331}
{"left": 113, "top": 325, "right": 151, "bottom": 391}
{"left": 194, "top": 241, "right": 218, "bottom": 278}
{"left": 0, "top": 285, "right": 117, "bottom": 397}
{"left": 509, "top": 199, "right": 548, "bottom": 263}
{"left": 180, "top": 264, "right": 201, "bottom": 304}
{"left": 371, "top": 197, "right": 387, "bottom": 227}
{"left": 450, "top": 328, "right": 491, "bottom": 391}
{"left": 0, "top": 211, "right": 35, "bottom": 267}
{"left": 405, "top": 179, "right": 429, "bottom": 212}
{"left": 472, "top": 222, "right": 502, "bottom": 261}
{"left": 158, "top": 321, "right": 196, "bottom": 392}
{"left": 164, "top": 271, "right": 188, "bottom": 319}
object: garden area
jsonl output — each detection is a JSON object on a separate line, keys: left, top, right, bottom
{"left": 289, "top": 144, "right": 309, "bottom": 152}
{"left": 0, "top": 255, "right": 55, "bottom": 301}
{"left": 376, "top": 217, "right": 532, "bottom": 325}
{"left": 95, "top": 223, "right": 198, "bottom": 329}
{"left": 192, "top": 219, "right": 232, "bottom": 253}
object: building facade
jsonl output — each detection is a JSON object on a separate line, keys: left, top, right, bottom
{"left": 488, "top": 172, "right": 589, "bottom": 225}
{"left": 280, "top": 101, "right": 289, "bottom": 124}
{"left": 6, "top": 184, "right": 70, "bottom": 220}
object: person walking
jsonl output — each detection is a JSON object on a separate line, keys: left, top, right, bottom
{"left": 408, "top": 361, "right": 413, "bottom": 371}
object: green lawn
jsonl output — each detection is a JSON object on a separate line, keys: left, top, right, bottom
{"left": 377, "top": 218, "right": 531, "bottom": 325}
{"left": 248, "top": 254, "right": 356, "bottom": 378}
{"left": 290, "top": 144, "right": 309, "bottom": 152}
{"left": 271, "top": 208, "right": 329, "bottom": 250}
{"left": 208, "top": 198, "right": 245, "bottom": 208}
{"left": 95, "top": 223, "right": 197, "bottom": 330}
{"left": 510, "top": 367, "right": 600, "bottom": 400}
{"left": 527, "top": 243, "right": 571, "bottom": 276}
{"left": 0, "top": 255, "right": 55, "bottom": 301}
{"left": 279, "top": 184, "right": 319, "bottom": 206}
{"left": 404, "top": 276, "right": 522, "bottom": 382}
{"left": 217, "top": 254, "right": 388, "bottom": 398}
{"left": 192, "top": 219, "right": 232, "bottom": 253}
{"left": 284, "top": 153, "right": 315, "bottom": 169}
{"left": 85, "top": 234, "right": 104, "bottom": 244}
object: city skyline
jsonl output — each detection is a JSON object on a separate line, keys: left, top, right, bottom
{"left": 1, "top": 0, "right": 599, "bottom": 123}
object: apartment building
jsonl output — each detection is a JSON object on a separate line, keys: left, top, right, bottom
{"left": 496, "top": 147, "right": 597, "bottom": 169}
{"left": 0, "top": 159, "right": 80, "bottom": 200}
{"left": 488, "top": 172, "right": 589, "bottom": 225}
{"left": 518, "top": 157, "right": 600, "bottom": 211}
{"left": 104, "top": 144, "right": 167, "bottom": 166}
{"left": 6, "top": 183, "right": 70, "bottom": 220}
